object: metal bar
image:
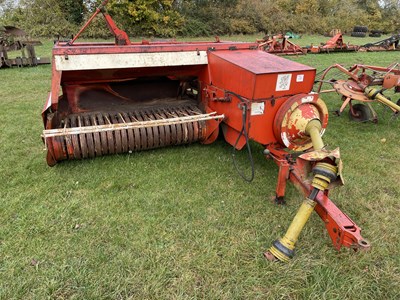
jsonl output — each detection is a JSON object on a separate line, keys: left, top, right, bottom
{"left": 289, "top": 169, "right": 369, "bottom": 251}
{"left": 68, "top": 0, "right": 109, "bottom": 45}
{"left": 318, "top": 89, "right": 336, "bottom": 94}
{"left": 43, "top": 112, "right": 224, "bottom": 138}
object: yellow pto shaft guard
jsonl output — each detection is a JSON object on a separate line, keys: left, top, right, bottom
{"left": 266, "top": 119, "right": 339, "bottom": 262}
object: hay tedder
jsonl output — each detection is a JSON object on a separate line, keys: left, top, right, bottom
{"left": 41, "top": 1, "right": 370, "bottom": 262}
{"left": 317, "top": 63, "right": 400, "bottom": 122}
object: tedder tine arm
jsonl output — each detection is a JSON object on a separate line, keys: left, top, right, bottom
{"left": 316, "top": 64, "right": 360, "bottom": 93}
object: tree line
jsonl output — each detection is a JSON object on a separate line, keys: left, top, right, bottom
{"left": 1, "top": 0, "right": 399, "bottom": 38}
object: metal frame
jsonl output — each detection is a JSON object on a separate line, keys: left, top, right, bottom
{"left": 267, "top": 145, "right": 369, "bottom": 250}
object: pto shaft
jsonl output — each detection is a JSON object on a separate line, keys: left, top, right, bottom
{"left": 305, "top": 119, "right": 325, "bottom": 151}
{"left": 364, "top": 87, "right": 400, "bottom": 112}
{"left": 267, "top": 119, "right": 338, "bottom": 262}
{"left": 268, "top": 198, "right": 316, "bottom": 262}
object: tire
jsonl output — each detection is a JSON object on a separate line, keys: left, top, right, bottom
{"left": 370, "top": 30, "right": 382, "bottom": 34}
{"left": 369, "top": 33, "right": 381, "bottom": 37}
{"left": 353, "top": 26, "right": 368, "bottom": 33}
{"left": 349, "top": 104, "right": 372, "bottom": 122}
{"left": 351, "top": 32, "right": 366, "bottom": 37}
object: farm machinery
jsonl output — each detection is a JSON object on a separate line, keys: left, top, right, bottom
{"left": 307, "top": 33, "right": 359, "bottom": 54}
{"left": 41, "top": 0, "right": 370, "bottom": 262}
{"left": 257, "top": 34, "right": 306, "bottom": 55}
{"left": 0, "top": 25, "right": 50, "bottom": 68}
{"left": 316, "top": 63, "right": 400, "bottom": 122}
{"left": 360, "top": 34, "right": 400, "bottom": 52}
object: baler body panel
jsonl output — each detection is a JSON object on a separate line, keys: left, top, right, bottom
{"left": 207, "top": 50, "right": 315, "bottom": 99}
{"left": 206, "top": 50, "right": 316, "bottom": 146}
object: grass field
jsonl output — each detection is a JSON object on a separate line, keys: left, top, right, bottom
{"left": 1, "top": 35, "right": 400, "bottom": 299}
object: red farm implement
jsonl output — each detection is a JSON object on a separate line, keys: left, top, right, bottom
{"left": 307, "top": 33, "right": 359, "bottom": 54}
{"left": 41, "top": 0, "right": 370, "bottom": 262}
{"left": 0, "top": 26, "right": 50, "bottom": 68}
{"left": 258, "top": 34, "right": 306, "bottom": 56}
{"left": 317, "top": 63, "right": 400, "bottom": 122}
{"left": 360, "top": 34, "right": 400, "bottom": 52}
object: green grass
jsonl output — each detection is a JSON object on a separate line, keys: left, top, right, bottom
{"left": 0, "top": 36, "right": 400, "bottom": 299}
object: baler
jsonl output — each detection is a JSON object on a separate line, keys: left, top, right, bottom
{"left": 41, "top": 1, "right": 370, "bottom": 261}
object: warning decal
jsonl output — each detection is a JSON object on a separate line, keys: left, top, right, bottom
{"left": 276, "top": 74, "right": 292, "bottom": 91}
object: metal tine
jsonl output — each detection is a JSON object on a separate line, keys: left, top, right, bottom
{"left": 129, "top": 113, "right": 139, "bottom": 122}
{"left": 153, "top": 109, "right": 166, "bottom": 120}
{"left": 43, "top": 135, "right": 48, "bottom": 150}
{"left": 104, "top": 115, "right": 112, "bottom": 125}
{"left": 187, "top": 109, "right": 201, "bottom": 115}
{"left": 118, "top": 113, "right": 127, "bottom": 124}
{"left": 62, "top": 121, "right": 68, "bottom": 135}
{"left": 178, "top": 108, "right": 190, "bottom": 117}
{"left": 92, "top": 115, "right": 98, "bottom": 126}
{"left": 164, "top": 110, "right": 177, "bottom": 118}
{"left": 142, "top": 112, "right": 152, "bottom": 121}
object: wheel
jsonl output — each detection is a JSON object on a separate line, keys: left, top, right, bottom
{"left": 369, "top": 33, "right": 381, "bottom": 37}
{"left": 353, "top": 26, "right": 368, "bottom": 33}
{"left": 351, "top": 31, "right": 366, "bottom": 37}
{"left": 349, "top": 104, "right": 372, "bottom": 122}
{"left": 351, "top": 32, "right": 366, "bottom": 37}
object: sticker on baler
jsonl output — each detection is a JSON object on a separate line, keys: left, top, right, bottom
{"left": 251, "top": 102, "right": 265, "bottom": 116}
{"left": 276, "top": 74, "right": 292, "bottom": 91}
{"left": 301, "top": 96, "right": 314, "bottom": 103}
{"left": 296, "top": 74, "right": 304, "bottom": 82}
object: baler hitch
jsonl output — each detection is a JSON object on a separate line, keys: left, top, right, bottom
{"left": 264, "top": 95, "right": 370, "bottom": 262}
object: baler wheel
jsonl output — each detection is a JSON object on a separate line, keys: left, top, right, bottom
{"left": 349, "top": 104, "right": 372, "bottom": 122}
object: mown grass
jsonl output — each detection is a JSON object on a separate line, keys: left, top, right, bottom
{"left": 0, "top": 36, "right": 399, "bottom": 299}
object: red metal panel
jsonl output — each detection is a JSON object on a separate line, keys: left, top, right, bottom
{"left": 206, "top": 49, "right": 317, "bottom": 146}
{"left": 247, "top": 99, "right": 287, "bottom": 145}
{"left": 208, "top": 50, "right": 315, "bottom": 99}
{"left": 52, "top": 41, "right": 258, "bottom": 55}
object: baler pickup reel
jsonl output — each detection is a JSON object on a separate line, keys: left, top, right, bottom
{"left": 316, "top": 63, "right": 400, "bottom": 122}
{"left": 42, "top": 1, "right": 370, "bottom": 261}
